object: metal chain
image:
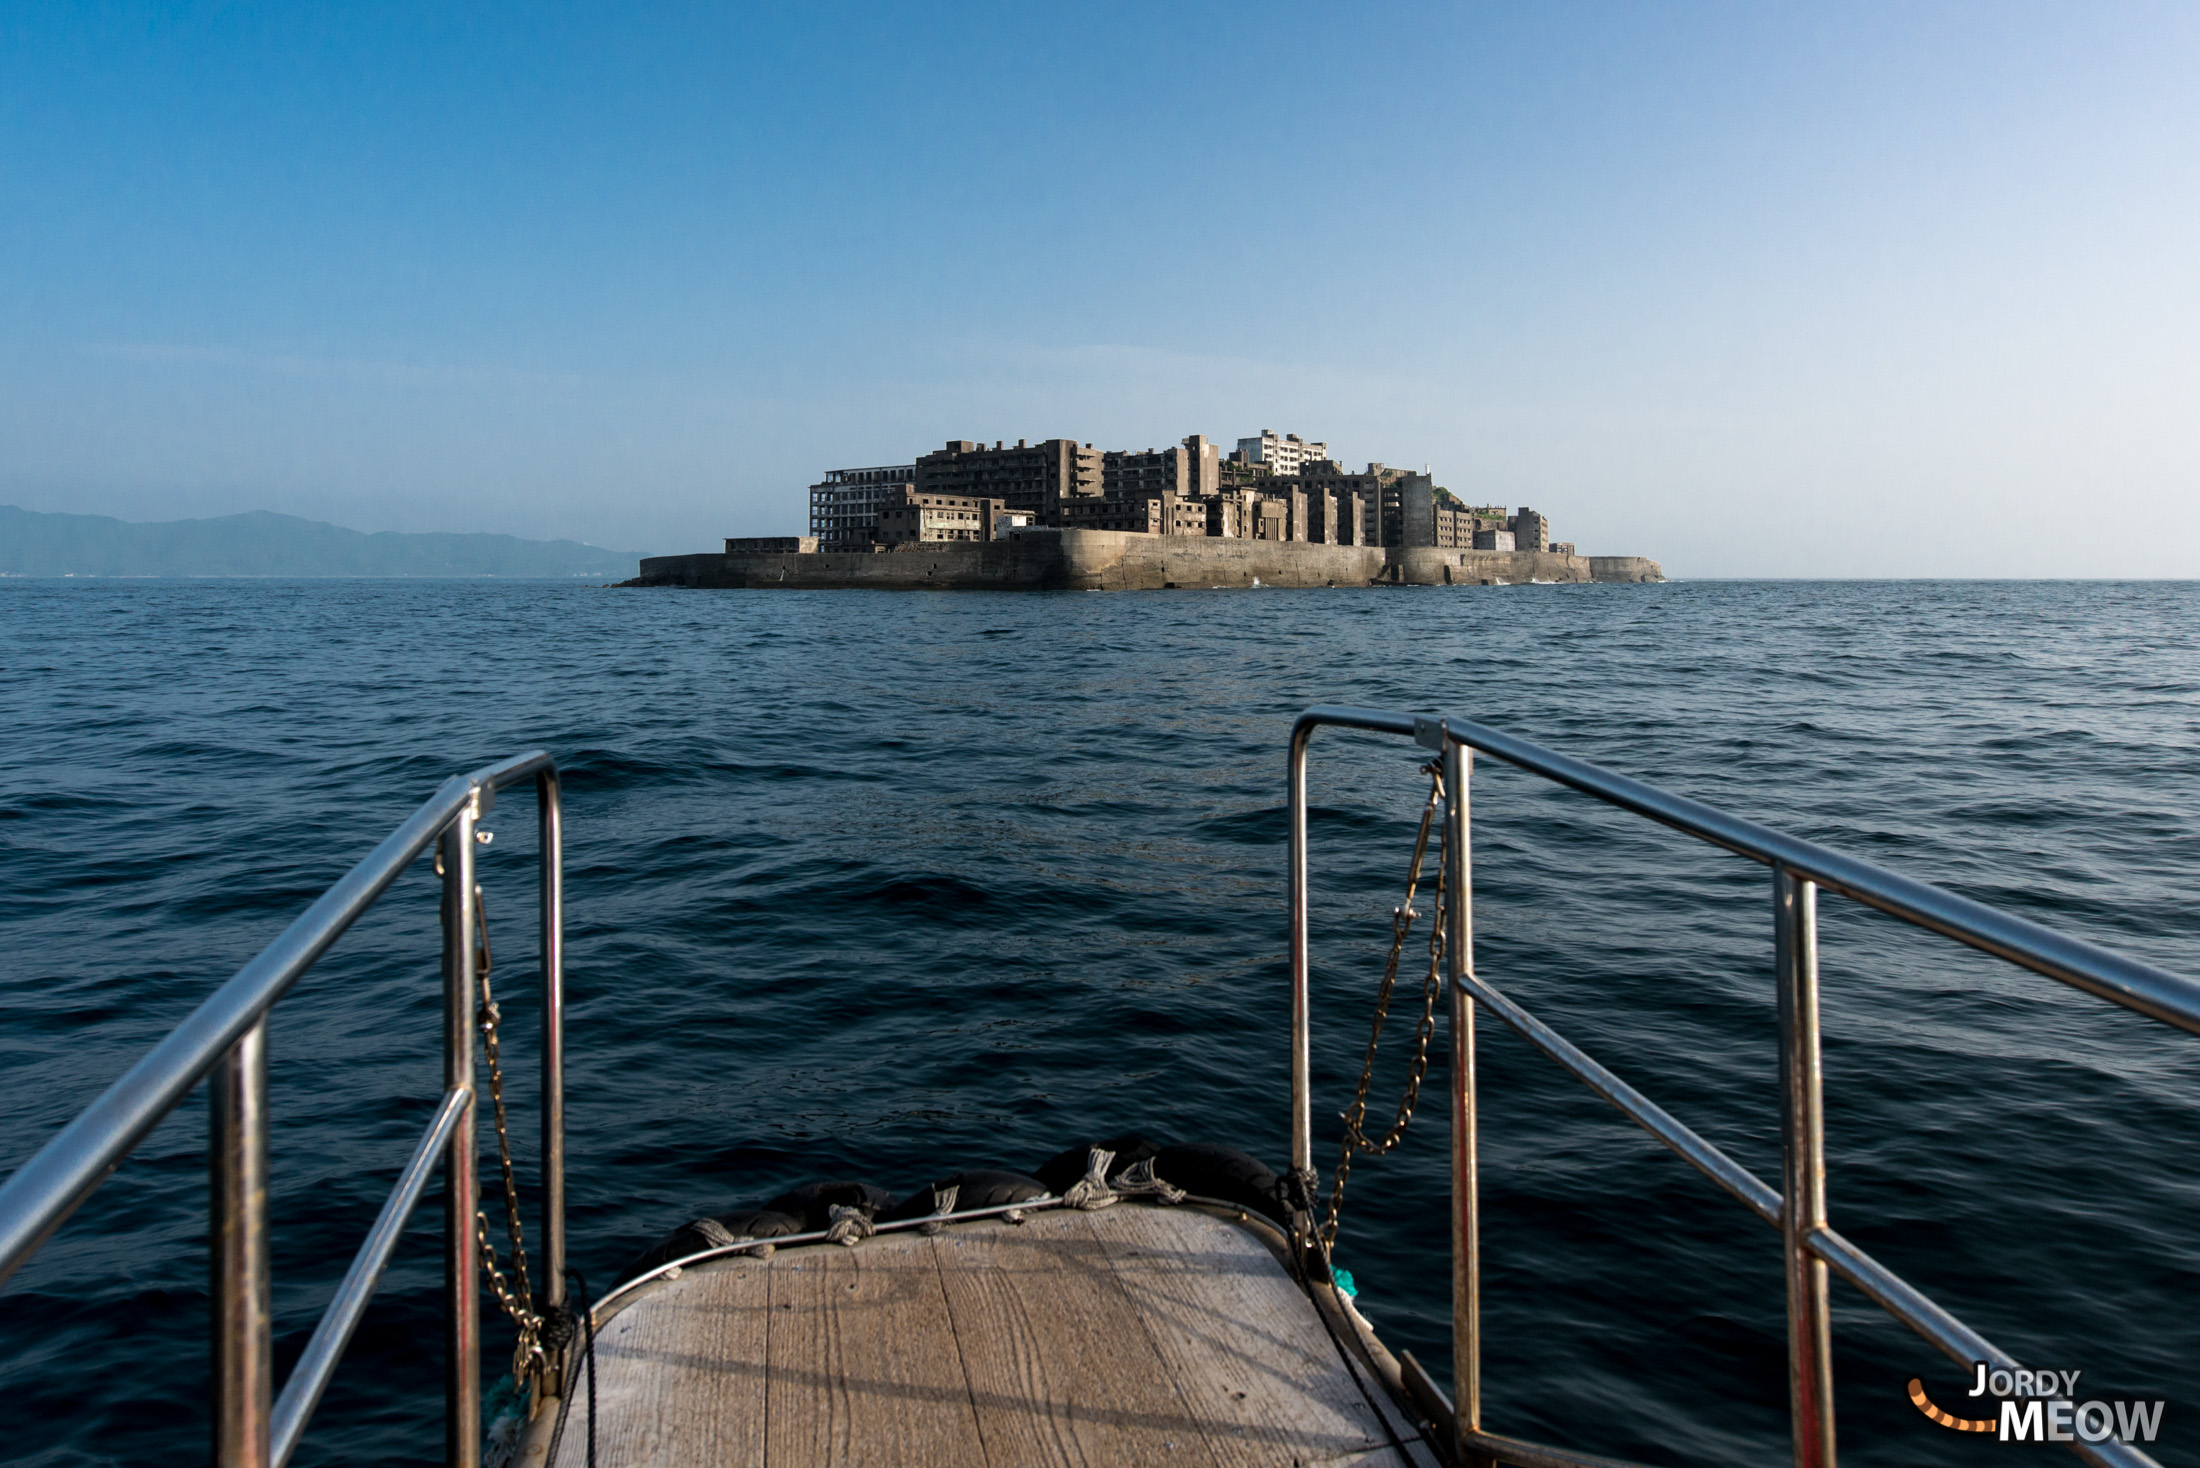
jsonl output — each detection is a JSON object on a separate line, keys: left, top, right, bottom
{"left": 470, "top": 886, "right": 546, "bottom": 1391}
{"left": 1323, "top": 759, "right": 1448, "bottom": 1246}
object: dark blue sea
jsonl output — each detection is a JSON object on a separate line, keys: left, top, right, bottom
{"left": 0, "top": 579, "right": 2194, "bottom": 1466}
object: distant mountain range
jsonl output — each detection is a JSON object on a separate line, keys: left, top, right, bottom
{"left": 0, "top": 506, "right": 645, "bottom": 578}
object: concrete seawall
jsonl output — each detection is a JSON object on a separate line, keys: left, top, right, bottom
{"left": 1394, "top": 548, "right": 1587, "bottom": 584}
{"left": 632, "top": 530, "right": 1661, "bottom": 591}
{"left": 1587, "top": 556, "right": 1664, "bottom": 583}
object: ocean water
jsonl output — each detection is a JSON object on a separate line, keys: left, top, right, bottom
{"left": 0, "top": 577, "right": 2194, "bottom": 1466}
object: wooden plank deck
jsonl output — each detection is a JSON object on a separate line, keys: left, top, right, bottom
{"left": 525, "top": 1203, "right": 1437, "bottom": 1467}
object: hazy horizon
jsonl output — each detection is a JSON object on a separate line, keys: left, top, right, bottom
{"left": 4, "top": 3, "right": 2195, "bottom": 579}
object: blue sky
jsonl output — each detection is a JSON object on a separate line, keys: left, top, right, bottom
{"left": 3, "top": 2, "right": 2195, "bottom": 574}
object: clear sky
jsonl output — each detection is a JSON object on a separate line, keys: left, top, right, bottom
{"left": 3, "top": 3, "right": 2195, "bottom": 575}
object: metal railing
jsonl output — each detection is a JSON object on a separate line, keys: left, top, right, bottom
{"left": 1289, "top": 706, "right": 2197, "bottom": 1468}
{"left": 0, "top": 752, "right": 564, "bottom": 1468}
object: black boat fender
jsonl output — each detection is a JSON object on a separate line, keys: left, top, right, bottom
{"left": 764, "top": 1179, "right": 897, "bottom": 1245}
{"left": 614, "top": 1139, "right": 1289, "bottom": 1289}
{"left": 613, "top": 1207, "right": 802, "bottom": 1285}
{"left": 762, "top": 1179, "right": 895, "bottom": 1230}
{"left": 1150, "top": 1143, "right": 1289, "bottom": 1226}
{"left": 1034, "top": 1137, "right": 1288, "bottom": 1225}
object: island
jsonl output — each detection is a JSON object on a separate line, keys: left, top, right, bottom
{"left": 629, "top": 430, "right": 1663, "bottom": 591}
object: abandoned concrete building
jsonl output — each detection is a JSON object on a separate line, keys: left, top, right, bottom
{"left": 1236, "top": 430, "right": 1329, "bottom": 476}
{"left": 809, "top": 464, "right": 917, "bottom": 550}
{"left": 802, "top": 431, "right": 1560, "bottom": 555}
{"left": 873, "top": 486, "right": 1013, "bottom": 545}
{"left": 913, "top": 439, "right": 1103, "bottom": 519}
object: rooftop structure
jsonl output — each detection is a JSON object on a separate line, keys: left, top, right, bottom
{"left": 1235, "top": 430, "right": 1329, "bottom": 477}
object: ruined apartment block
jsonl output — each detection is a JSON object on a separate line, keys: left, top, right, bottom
{"left": 801, "top": 430, "right": 1562, "bottom": 559}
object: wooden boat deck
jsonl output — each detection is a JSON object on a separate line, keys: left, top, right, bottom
{"left": 521, "top": 1202, "right": 1438, "bottom": 1467}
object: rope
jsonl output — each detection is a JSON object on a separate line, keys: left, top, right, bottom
{"left": 543, "top": 1269, "right": 598, "bottom": 1468}
{"left": 1063, "top": 1148, "right": 1118, "bottom": 1210}
{"left": 1324, "top": 759, "right": 1449, "bottom": 1247}
{"left": 573, "top": 1269, "right": 598, "bottom": 1468}
{"left": 1293, "top": 1195, "right": 1427, "bottom": 1465}
{"left": 824, "top": 1204, "right": 876, "bottom": 1247}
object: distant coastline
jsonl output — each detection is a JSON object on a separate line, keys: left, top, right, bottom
{"left": 0, "top": 505, "right": 642, "bottom": 579}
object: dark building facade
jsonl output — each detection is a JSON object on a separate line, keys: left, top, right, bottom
{"left": 1102, "top": 446, "right": 1189, "bottom": 501}
{"left": 1434, "top": 499, "right": 1511, "bottom": 550}
{"left": 1102, "top": 436, "right": 1223, "bottom": 502}
{"left": 1266, "top": 460, "right": 1398, "bottom": 546}
{"left": 1217, "top": 458, "right": 1272, "bottom": 491}
{"left": 789, "top": 432, "right": 1559, "bottom": 557}
{"left": 1057, "top": 495, "right": 1165, "bottom": 534}
{"left": 916, "top": 439, "right": 1103, "bottom": 521}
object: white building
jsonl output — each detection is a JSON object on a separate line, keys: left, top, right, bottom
{"left": 808, "top": 464, "right": 916, "bottom": 549}
{"left": 1235, "top": 430, "right": 1329, "bottom": 476}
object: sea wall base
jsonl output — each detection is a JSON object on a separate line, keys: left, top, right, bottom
{"left": 631, "top": 530, "right": 1662, "bottom": 591}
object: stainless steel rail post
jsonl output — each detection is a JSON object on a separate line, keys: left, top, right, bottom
{"left": 443, "top": 798, "right": 481, "bottom": 1468}
{"left": 1775, "top": 864, "right": 1835, "bottom": 1468}
{"left": 1283, "top": 707, "right": 2188, "bottom": 1468}
{"left": 0, "top": 752, "right": 559, "bottom": 1465}
{"left": 537, "top": 769, "right": 566, "bottom": 1321}
{"left": 211, "top": 1017, "right": 271, "bottom": 1468}
{"left": 1442, "top": 729, "right": 1487, "bottom": 1466}
{"left": 1288, "top": 722, "right": 1315, "bottom": 1180}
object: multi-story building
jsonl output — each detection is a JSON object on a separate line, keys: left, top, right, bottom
{"left": 1217, "top": 457, "right": 1271, "bottom": 491}
{"left": 1373, "top": 468, "right": 1437, "bottom": 549}
{"left": 1245, "top": 496, "right": 1289, "bottom": 541}
{"left": 916, "top": 439, "right": 1103, "bottom": 520}
{"left": 1206, "top": 494, "right": 1243, "bottom": 538}
{"left": 1057, "top": 495, "right": 1165, "bottom": 534}
{"left": 1201, "top": 487, "right": 1286, "bottom": 539}
{"left": 1103, "top": 447, "right": 1188, "bottom": 501}
{"left": 1235, "top": 430, "right": 1329, "bottom": 477}
{"left": 874, "top": 486, "right": 1009, "bottom": 545}
{"left": 1102, "top": 436, "right": 1222, "bottom": 502}
{"left": 1434, "top": 499, "right": 1511, "bottom": 550}
{"left": 1301, "top": 483, "right": 1371, "bottom": 546}
{"left": 1183, "top": 435, "right": 1223, "bottom": 496}
{"left": 809, "top": 464, "right": 916, "bottom": 549}
{"left": 1160, "top": 495, "right": 1210, "bottom": 537}
{"left": 1274, "top": 460, "right": 1396, "bottom": 546}
{"left": 795, "top": 432, "right": 1535, "bottom": 555}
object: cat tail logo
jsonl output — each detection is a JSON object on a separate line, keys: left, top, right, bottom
{"left": 1907, "top": 1380, "right": 1993, "bottom": 1432}
{"left": 1907, "top": 1366, "right": 2166, "bottom": 1445}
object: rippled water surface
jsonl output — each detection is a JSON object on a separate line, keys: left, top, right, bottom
{"left": 1, "top": 578, "right": 2195, "bottom": 1466}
